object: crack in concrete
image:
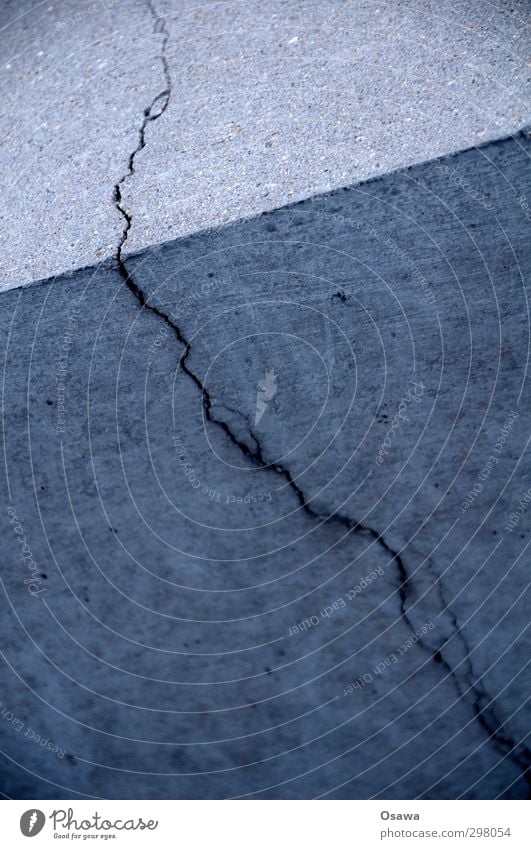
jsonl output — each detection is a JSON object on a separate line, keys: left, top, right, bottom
{"left": 432, "top": 565, "right": 530, "bottom": 785}
{"left": 111, "top": 3, "right": 528, "bottom": 789}
{"left": 119, "top": 254, "right": 529, "bottom": 791}
{"left": 114, "top": 0, "right": 171, "bottom": 271}
{"left": 119, "top": 260, "right": 529, "bottom": 789}
{"left": 131, "top": 287, "right": 530, "bottom": 789}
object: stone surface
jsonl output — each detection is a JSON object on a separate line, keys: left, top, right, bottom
{"left": 0, "top": 132, "right": 529, "bottom": 799}
{"left": 0, "top": 0, "right": 164, "bottom": 291}
{"left": 1, "top": 0, "right": 530, "bottom": 290}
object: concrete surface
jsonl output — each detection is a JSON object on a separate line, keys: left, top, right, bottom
{"left": 0, "top": 0, "right": 164, "bottom": 290}
{"left": 1, "top": 0, "right": 530, "bottom": 290}
{"left": 1, "top": 132, "right": 529, "bottom": 799}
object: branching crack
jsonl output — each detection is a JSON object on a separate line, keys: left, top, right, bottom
{"left": 112, "top": 0, "right": 529, "bottom": 792}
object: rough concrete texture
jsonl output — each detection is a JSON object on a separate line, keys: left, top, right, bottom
{"left": 0, "top": 0, "right": 165, "bottom": 290}
{"left": 1, "top": 132, "right": 530, "bottom": 798}
{"left": 1, "top": 0, "right": 530, "bottom": 290}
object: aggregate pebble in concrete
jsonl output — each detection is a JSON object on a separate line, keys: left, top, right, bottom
{"left": 0, "top": 133, "right": 529, "bottom": 798}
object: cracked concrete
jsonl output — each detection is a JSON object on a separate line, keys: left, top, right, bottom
{"left": 1, "top": 0, "right": 530, "bottom": 290}
{"left": 0, "top": 0, "right": 165, "bottom": 290}
{"left": 1, "top": 131, "right": 529, "bottom": 798}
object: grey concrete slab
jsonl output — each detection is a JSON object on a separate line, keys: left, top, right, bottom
{"left": 1, "top": 0, "right": 530, "bottom": 290}
{"left": 0, "top": 0, "right": 165, "bottom": 290}
{"left": 1, "top": 132, "right": 529, "bottom": 798}
{"left": 125, "top": 0, "right": 530, "bottom": 256}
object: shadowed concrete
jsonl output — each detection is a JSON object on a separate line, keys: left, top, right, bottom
{"left": 1, "top": 132, "right": 530, "bottom": 799}
{"left": 1, "top": 0, "right": 530, "bottom": 290}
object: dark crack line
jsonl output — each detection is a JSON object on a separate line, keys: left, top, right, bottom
{"left": 214, "top": 410, "right": 530, "bottom": 786}
{"left": 118, "top": 263, "right": 530, "bottom": 791}
{"left": 114, "top": 0, "right": 171, "bottom": 273}
{"left": 112, "top": 0, "right": 528, "bottom": 791}
{"left": 432, "top": 565, "right": 530, "bottom": 783}
{"left": 119, "top": 266, "right": 530, "bottom": 790}
{"left": 121, "top": 280, "right": 530, "bottom": 789}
